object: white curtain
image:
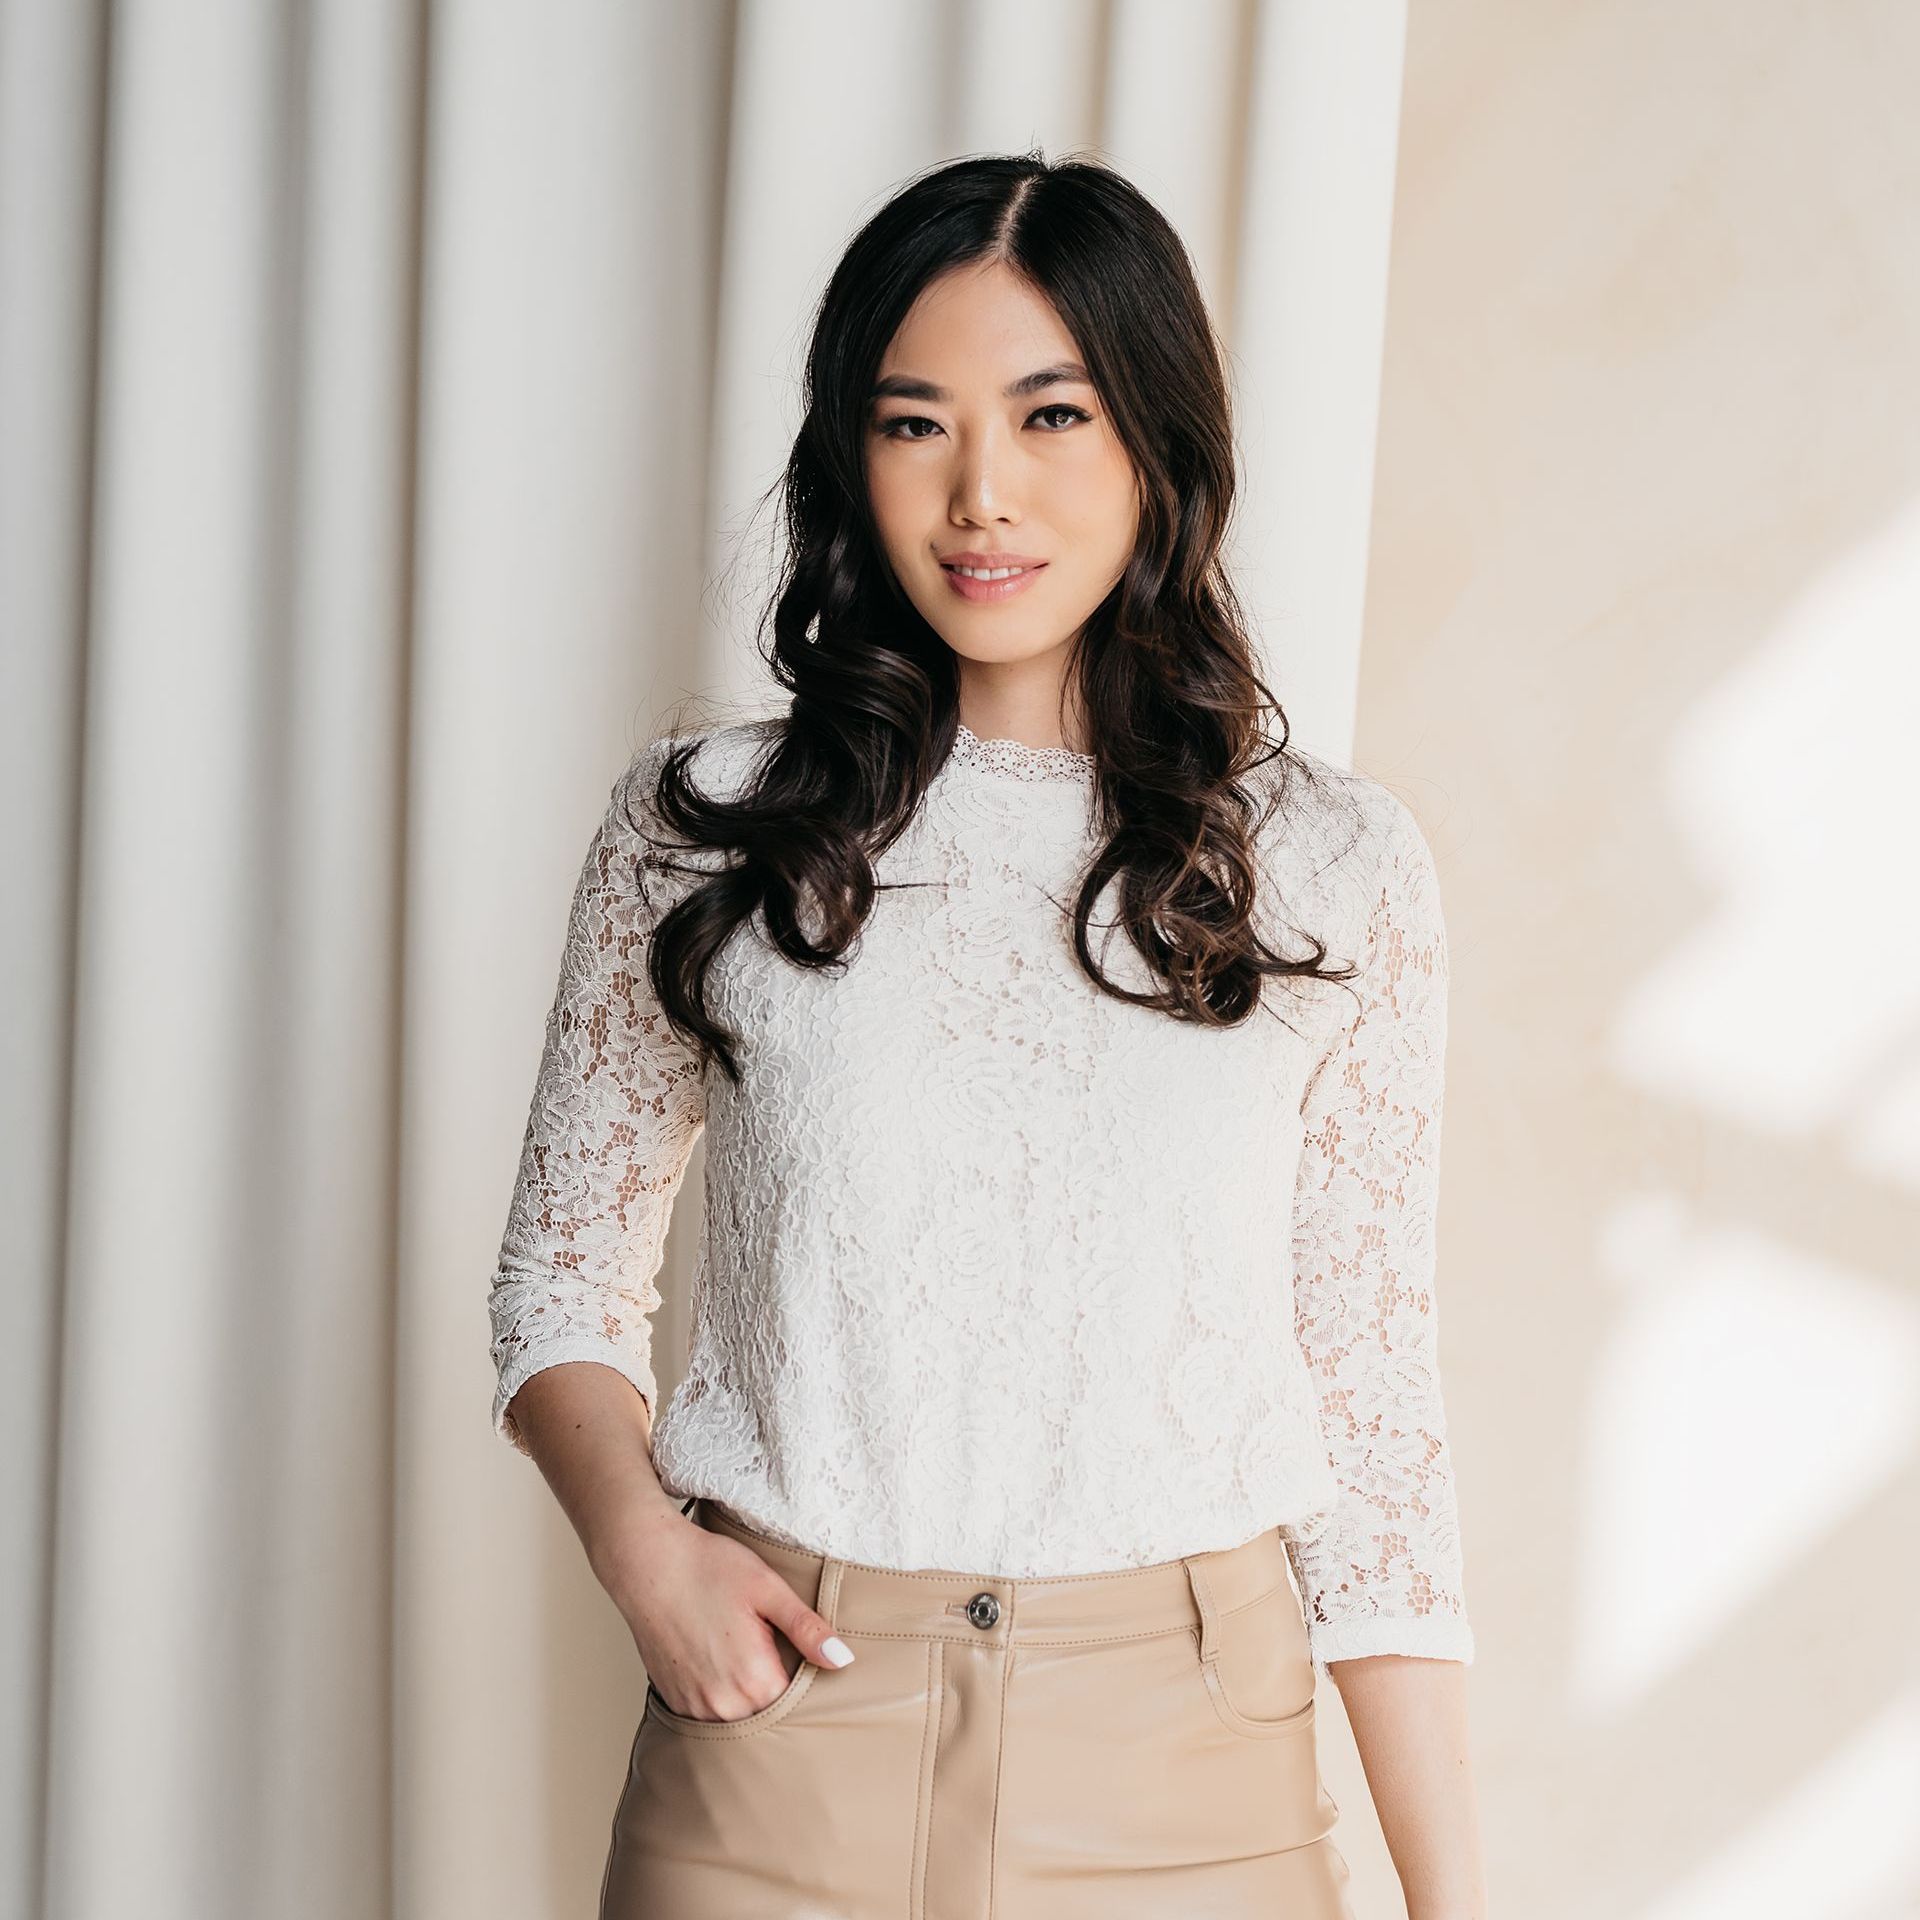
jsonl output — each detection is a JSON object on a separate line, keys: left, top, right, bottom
{"left": 0, "top": 3, "right": 1408, "bottom": 1914}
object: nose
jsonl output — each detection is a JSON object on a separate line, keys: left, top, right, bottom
{"left": 948, "top": 423, "right": 1021, "bottom": 528}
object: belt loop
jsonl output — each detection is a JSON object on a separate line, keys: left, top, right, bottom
{"left": 1184, "top": 1555, "right": 1220, "bottom": 1665}
{"left": 816, "top": 1555, "right": 845, "bottom": 1630}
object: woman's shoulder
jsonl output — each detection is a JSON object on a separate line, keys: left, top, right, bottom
{"left": 1253, "top": 739, "right": 1432, "bottom": 863}
{"left": 1247, "top": 741, "right": 1443, "bottom": 953}
{"left": 618, "top": 713, "right": 785, "bottom": 811}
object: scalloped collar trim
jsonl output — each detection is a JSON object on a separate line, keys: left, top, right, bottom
{"left": 948, "top": 721, "right": 1095, "bottom": 785}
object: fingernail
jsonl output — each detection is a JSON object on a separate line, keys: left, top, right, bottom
{"left": 821, "top": 1635, "right": 856, "bottom": 1667}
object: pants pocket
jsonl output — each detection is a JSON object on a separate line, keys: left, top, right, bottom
{"left": 1197, "top": 1575, "right": 1319, "bottom": 1740}
{"left": 642, "top": 1636, "right": 819, "bottom": 1741}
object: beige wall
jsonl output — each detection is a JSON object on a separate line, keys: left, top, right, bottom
{"left": 1351, "top": 3, "right": 1920, "bottom": 1913}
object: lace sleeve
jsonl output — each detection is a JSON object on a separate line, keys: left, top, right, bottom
{"left": 1286, "top": 785, "right": 1476, "bottom": 1667}
{"left": 487, "top": 738, "right": 709, "bottom": 1455}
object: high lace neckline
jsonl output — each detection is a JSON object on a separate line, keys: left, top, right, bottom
{"left": 948, "top": 720, "right": 1096, "bottom": 785}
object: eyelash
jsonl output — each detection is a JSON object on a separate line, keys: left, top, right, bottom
{"left": 875, "top": 403, "right": 1092, "bottom": 441}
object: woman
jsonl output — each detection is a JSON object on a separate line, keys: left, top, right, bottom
{"left": 487, "top": 152, "right": 1487, "bottom": 1919}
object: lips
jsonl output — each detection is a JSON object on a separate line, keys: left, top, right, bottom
{"left": 939, "top": 552, "right": 1047, "bottom": 571}
{"left": 940, "top": 557, "right": 1048, "bottom": 605}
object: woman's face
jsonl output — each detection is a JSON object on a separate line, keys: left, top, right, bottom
{"left": 864, "top": 259, "right": 1141, "bottom": 679}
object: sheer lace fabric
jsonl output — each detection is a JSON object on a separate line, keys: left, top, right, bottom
{"left": 488, "top": 718, "right": 1473, "bottom": 1668}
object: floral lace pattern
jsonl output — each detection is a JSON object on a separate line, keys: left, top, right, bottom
{"left": 488, "top": 719, "right": 1474, "bottom": 1668}
{"left": 948, "top": 720, "right": 1096, "bottom": 784}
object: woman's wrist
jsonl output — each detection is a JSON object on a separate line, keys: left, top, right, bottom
{"left": 587, "top": 1486, "right": 694, "bottom": 1589}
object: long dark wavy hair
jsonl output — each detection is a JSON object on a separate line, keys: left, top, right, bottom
{"left": 640, "top": 150, "right": 1359, "bottom": 1087}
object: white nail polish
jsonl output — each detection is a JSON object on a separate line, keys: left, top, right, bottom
{"left": 821, "top": 1635, "right": 856, "bottom": 1667}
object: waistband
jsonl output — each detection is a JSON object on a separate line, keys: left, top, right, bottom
{"left": 688, "top": 1496, "right": 1298, "bottom": 1659}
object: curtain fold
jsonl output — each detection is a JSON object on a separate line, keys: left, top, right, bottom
{"left": 0, "top": 9, "right": 109, "bottom": 1918}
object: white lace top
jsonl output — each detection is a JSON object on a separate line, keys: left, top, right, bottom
{"left": 487, "top": 717, "right": 1475, "bottom": 1668}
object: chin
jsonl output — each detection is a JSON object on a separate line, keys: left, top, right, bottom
{"left": 934, "top": 626, "right": 1067, "bottom": 667}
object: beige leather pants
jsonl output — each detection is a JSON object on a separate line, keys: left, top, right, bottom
{"left": 599, "top": 1496, "right": 1357, "bottom": 1918}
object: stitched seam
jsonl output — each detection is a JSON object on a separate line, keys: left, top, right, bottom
{"left": 642, "top": 1666, "right": 814, "bottom": 1740}
{"left": 930, "top": 1641, "right": 949, "bottom": 1900}
{"left": 909, "top": 1637, "right": 939, "bottom": 1920}
{"left": 1205, "top": 1664, "right": 1317, "bottom": 1738}
{"left": 828, "top": 1619, "right": 1205, "bottom": 1650}
{"left": 1194, "top": 1623, "right": 1318, "bottom": 1738}
{"left": 1010, "top": 1624, "right": 1194, "bottom": 1649}
{"left": 1216, "top": 1575, "right": 1291, "bottom": 1622}
{"left": 987, "top": 1647, "right": 1013, "bottom": 1919}
{"left": 710, "top": 1512, "right": 1284, "bottom": 1605}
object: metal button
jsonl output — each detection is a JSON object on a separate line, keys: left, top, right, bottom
{"left": 965, "top": 1591, "right": 1001, "bottom": 1629}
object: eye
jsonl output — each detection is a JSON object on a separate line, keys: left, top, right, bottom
{"left": 872, "top": 402, "right": 1095, "bottom": 441}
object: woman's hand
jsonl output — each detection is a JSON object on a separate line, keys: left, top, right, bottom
{"left": 599, "top": 1506, "right": 856, "bottom": 1723}
{"left": 501, "top": 1364, "right": 856, "bottom": 1722}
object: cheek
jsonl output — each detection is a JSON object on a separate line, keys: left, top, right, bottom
{"left": 1051, "top": 449, "right": 1140, "bottom": 556}
{"left": 867, "top": 457, "right": 935, "bottom": 558}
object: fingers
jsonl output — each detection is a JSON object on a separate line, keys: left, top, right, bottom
{"left": 761, "top": 1573, "right": 857, "bottom": 1670}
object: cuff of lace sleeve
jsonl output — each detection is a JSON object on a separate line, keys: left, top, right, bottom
{"left": 1309, "top": 1612, "right": 1476, "bottom": 1672}
{"left": 491, "top": 1339, "right": 659, "bottom": 1456}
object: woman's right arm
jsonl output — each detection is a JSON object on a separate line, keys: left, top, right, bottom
{"left": 487, "top": 737, "right": 707, "bottom": 1463}
{"left": 510, "top": 1358, "right": 854, "bottom": 1718}
{"left": 504, "top": 1361, "right": 685, "bottom": 1596}
{"left": 487, "top": 738, "right": 852, "bottom": 1715}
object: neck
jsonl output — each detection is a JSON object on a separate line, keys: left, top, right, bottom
{"left": 954, "top": 681, "right": 1090, "bottom": 758}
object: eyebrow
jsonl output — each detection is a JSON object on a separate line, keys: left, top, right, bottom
{"left": 868, "top": 362, "right": 1094, "bottom": 405}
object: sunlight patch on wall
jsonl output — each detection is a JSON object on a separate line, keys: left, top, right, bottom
{"left": 1607, "top": 498, "right": 1920, "bottom": 1141}
{"left": 1846, "top": 1045, "right": 1920, "bottom": 1197}
{"left": 1635, "top": 1688, "right": 1919, "bottom": 1920}
{"left": 1571, "top": 1191, "right": 1918, "bottom": 1716}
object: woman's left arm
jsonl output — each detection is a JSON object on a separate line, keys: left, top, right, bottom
{"left": 1330, "top": 1654, "right": 1485, "bottom": 1919}
{"left": 1286, "top": 780, "right": 1486, "bottom": 1914}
